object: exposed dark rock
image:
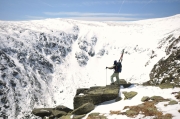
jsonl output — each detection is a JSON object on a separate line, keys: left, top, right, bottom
{"left": 32, "top": 105, "right": 73, "bottom": 118}
{"left": 12, "top": 70, "right": 19, "bottom": 77}
{"left": 50, "top": 55, "right": 61, "bottom": 64}
{"left": 0, "top": 89, "right": 4, "bottom": 95}
{"left": 0, "top": 80, "right": 6, "bottom": 86}
{"left": 87, "top": 113, "right": 107, "bottom": 119}
{"left": 165, "top": 36, "right": 180, "bottom": 55}
{"left": 4, "top": 103, "right": 10, "bottom": 108}
{"left": 174, "top": 91, "right": 180, "bottom": 99}
{"left": 1, "top": 73, "right": 6, "bottom": 79}
{"left": 75, "top": 88, "right": 89, "bottom": 96}
{"left": 8, "top": 60, "right": 16, "bottom": 67}
{"left": 32, "top": 108, "right": 52, "bottom": 117}
{"left": 97, "top": 49, "right": 105, "bottom": 56}
{"left": 58, "top": 45, "right": 67, "bottom": 57}
{"left": 150, "top": 96, "right": 169, "bottom": 102}
{"left": 141, "top": 96, "right": 150, "bottom": 102}
{"left": 44, "top": 48, "right": 52, "bottom": 55}
{"left": 78, "top": 40, "right": 89, "bottom": 52}
{"left": 115, "top": 96, "right": 122, "bottom": 102}
{"left": 88, "top": 48, "right": 95, "bottom": 57}
{"left": 159, "top": 83, "right": 174, "bottom": 89}
{"left": 126, "top": 110, "right": 138, "bottom": 117}
{"left": 121, "top": 84, "right": 132, "bottom": 88}
{"left": 59, "top": 114, "right": 71, "bottom": 119}
{"left": 168, "top": 100, "right": 178, "bottom": 105}
{"left": 51, "top": 110, "right": 67, "bottom": 118}
{"left": 114, "top": 79, "right": 133, "bottom": 88}
{"left": 72, "top": 102, "right": 95, "bottom": 115}
{"left": 75, "top": 51, "right": 89, "bottom": 66}
{"left": 10, "top": 79, "right": 16, "bottom": 87}
{"left": 1, "top": 96, "right": 8, "bottom": 104}
{"left": 161, "top": 77, "right": 173, "bottom": 84}
{"left": 122, "top": 91, "right": 137, "bottom": 100}
{"left": 72, "top": 114, "right": 86, "bottom": 119}
{"left": 28, "top": 53, "right": 54, "bottom": 73}
{"left": 149, "top": 48, "right": 180, "bottom": 87}
{"left": 119, "top": 79, "right": 127, "bottom": 84}
{"left": 150, "top": 96, "right": 164, "bottom": 101}
{"left": 78, "top": 36, "right": 97, "bottom": 57}
{"left": 55, "top": 105, "right": 73, "bottom": 113}
{"left": 17, "top": 52, "right": 27, "bottom": 62}
{"left": 145, "top": 36, "right": 180, "bottom": 88}
{"left": 73, "top": 85, "right": 120, "bottom": 109}
{"left": 0, "top": 64, "right": 6, "bottom": 71}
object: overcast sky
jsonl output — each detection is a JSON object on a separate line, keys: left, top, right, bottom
{"left": 0, "top": 0, "right": 180, "bottom": 21}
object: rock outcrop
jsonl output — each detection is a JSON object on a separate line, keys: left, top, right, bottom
{"left": 32, "top": 85, "right": 120, "bottom": 119}
{"left": 32, "top": 105, "right": 73, "bottom": 119}
{"left": 74, "top": 85, "right": 120, "bottom": 109}
{"left": 143, "top": 36, "right": 180, "bottom": 88}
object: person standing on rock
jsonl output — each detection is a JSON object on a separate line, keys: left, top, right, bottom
{"left": 106, "top": 60, "right": 122, "bottom": 85}
{"left": 106, "top": 49, "right": 124, "bottom": 85}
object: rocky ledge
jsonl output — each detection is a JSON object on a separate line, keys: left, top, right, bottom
{"left": 32, "top": 85, "right": 121, "bottom": 119}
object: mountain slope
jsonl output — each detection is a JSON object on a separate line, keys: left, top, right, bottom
{"left": 0, "top": 15, "right": 180, "bottom": 118}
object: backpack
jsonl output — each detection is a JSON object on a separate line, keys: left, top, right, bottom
{"left": 114, "top": 62, "right": 122, "bottom": 73}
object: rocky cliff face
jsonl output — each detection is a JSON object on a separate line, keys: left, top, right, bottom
{"left": 0, "top": 22, "right": 80, "bottom": 118}
{"left": 0, "top": 20, "right": 104, "bottom": 118}
{"left": 149, "top": 36, "right": 180, "bottom": 85}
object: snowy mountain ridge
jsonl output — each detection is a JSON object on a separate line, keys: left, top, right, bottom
{"left": 0, "top": 14, "right": 180, "bottom": 118}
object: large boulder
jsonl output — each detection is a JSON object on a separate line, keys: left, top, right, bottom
{"left": 74, "top": 85, "right": 120, "bottom": 109}
{"left": 32, "top": 105, "right": 72, "bottom": 118}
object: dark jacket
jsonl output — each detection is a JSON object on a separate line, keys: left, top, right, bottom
{"left": 107, "top": 62, "right": 121, "bottom": 73}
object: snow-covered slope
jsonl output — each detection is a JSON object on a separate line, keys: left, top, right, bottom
{"left": 0, "top": 14, "right": 180, "bottom": 118}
